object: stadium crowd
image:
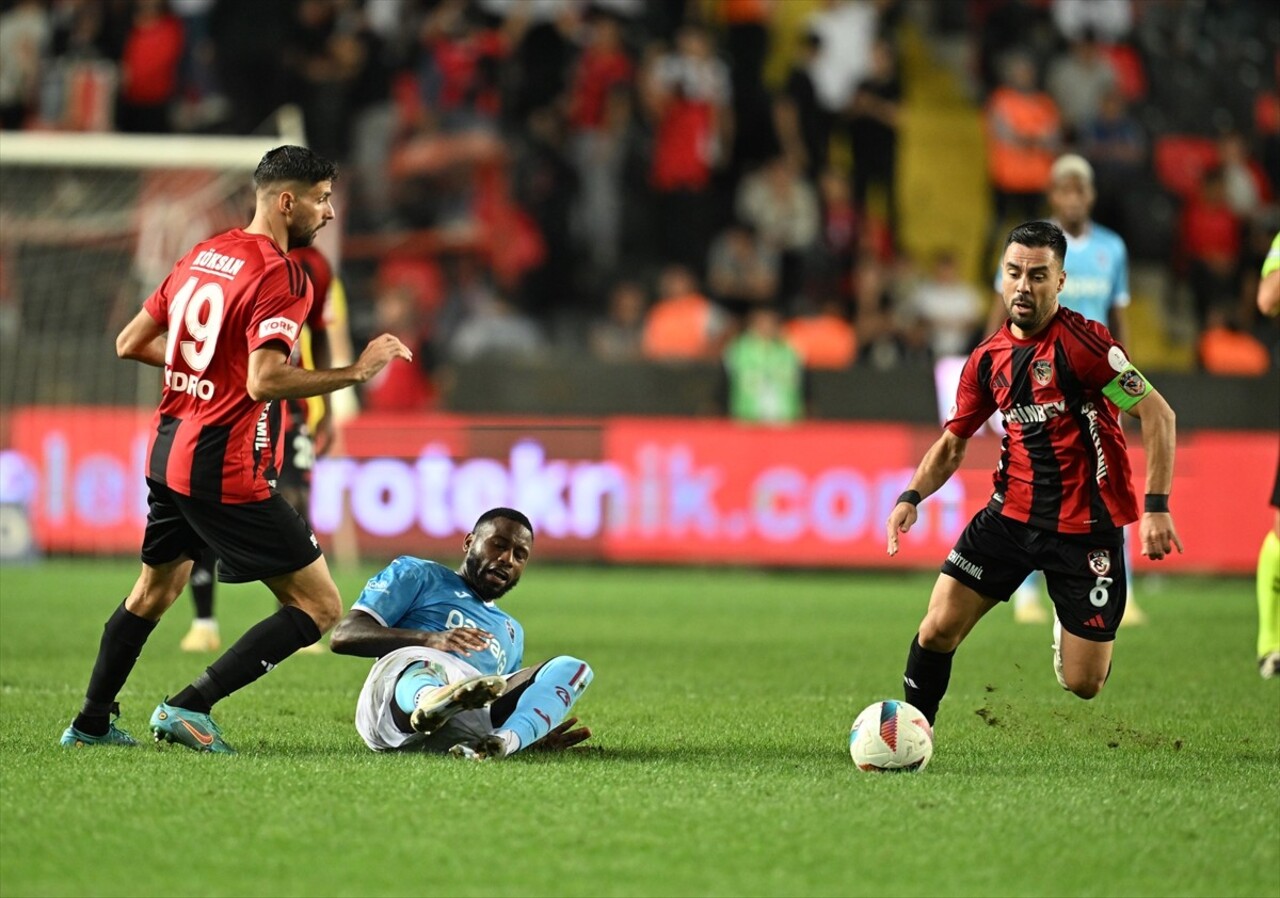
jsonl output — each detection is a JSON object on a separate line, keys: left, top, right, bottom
{"left": 1, "top": 0, "right": 1277, "bottom": 410}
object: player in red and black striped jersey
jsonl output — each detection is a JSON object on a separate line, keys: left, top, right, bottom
{"left": 885, "top": 221, "right": 1182, "bottom": 728}
{"left": 180, "top": 244, "right": 337, "bottom": 654}
{"left": 61, "top": 146, "right": 412, "bottom": 752}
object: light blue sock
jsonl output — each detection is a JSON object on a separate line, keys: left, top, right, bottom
{"left": 498, "top": 655, "right": 593, "bottom": 752}
{"left": 393, "top": 661, "right": 447, "bottom": 714}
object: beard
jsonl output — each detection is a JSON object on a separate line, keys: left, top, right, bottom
{"left": 287, "top": 223, "right": 317, "bottom": 250}
{"left": 464, "top": 552, "right": 518, "bottom": 601}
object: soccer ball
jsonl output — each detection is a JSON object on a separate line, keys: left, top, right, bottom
{"left": 849, "top": 700, "right": 934, "bottom": 772}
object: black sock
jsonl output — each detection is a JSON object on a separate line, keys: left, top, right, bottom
{"left": 190, "top": 550, "right": 216, "bottom": 620}
{"left": 169, "top": 606, "right": 321, "bottom": 713}
{"left": 73, "top": 602, "right": 158, "bottom": 735}
{"left": 903, "top": 633, "right": 955, "bottom": 726}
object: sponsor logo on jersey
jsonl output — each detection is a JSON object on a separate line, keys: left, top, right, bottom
{"left": 1119, "top": 369, "right": 1146, "bottom": 397}
{"left": 1081, "top": 401, "right": 1109, "bottom": 483}
{"left": 946, "top": 549, "right": 983, "bottom": 580}
{"left": 505, "top": 620, "right": 516, "bottom": 641}
{"left": 555, "top": 686, "right": 572, "bottom": 707}
{"left": 1087, "top": 549, "right": 1111, "bottom": 576}
{"left": 1004, "top": 399, "right": 1066, "bottom": 425}
{"left": 1032, "top": 360, "right": 1053, "bottom": 386}
{"left": 192, "top": 249, "right": 246, "bottom": 279}
{"left": 165, "top": 369, "right": 215, "bottom": 400}
{"left": 258, "top": 317, "right": 300, "bottom": 341}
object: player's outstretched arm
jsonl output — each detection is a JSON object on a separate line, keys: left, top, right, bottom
{"left": 329, "top": 609, "right": 493, "bottom": 659}
{"left": 886, "top": 430, "right": 969, "bottom": 556}
{"left": 246, "top": 333, "right": 412, "bottom": 402}
{"left": 1125, "top": 388, "right": 1184, "bottom": 560}
{"left": 115, "top": 309, "right": 168, "bottom": 367}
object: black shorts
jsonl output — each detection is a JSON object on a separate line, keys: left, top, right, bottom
{"left": 942, "top": 507, "right": 1127, "bottom": 643}
{"left": 139, "top": 478, "right": 322, "bottom": 583}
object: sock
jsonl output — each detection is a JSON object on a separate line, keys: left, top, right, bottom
{"left": 903, "top": 634, "right": 954, "bottom": 727}
{"left": 169, "top": 605, "right": 321, "bottom": 713}
{"left": 489, "top": 656, "right": 592, "bottom": 753}
{"left": 393, "top": 661, "right": 447, "bottom": 714}
{"left": 189, "top": 550, "right": 217, "bottom": 620}
{"left": 73, "top": 602, "right": 158, "bottom": 736}
{"left": 1259, "top": 530, "right": 1280, "bottom": 658}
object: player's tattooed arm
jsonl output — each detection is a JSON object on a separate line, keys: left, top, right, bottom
{"left": 115, "top": 309, "right": 168, "bottom": 367}
{"left": 330, "top": 609, "right": 493, "bottom": 659}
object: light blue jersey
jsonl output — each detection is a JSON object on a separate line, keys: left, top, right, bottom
{"left": 995, "top": 221, "right": 1130, "bottom": 325}
{"left": 353, "top": 556, "right": 524, "bottom": 677}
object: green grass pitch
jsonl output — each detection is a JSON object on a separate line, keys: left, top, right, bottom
{"left": 1, "top": 559, "right": 1277, "bottom": 898}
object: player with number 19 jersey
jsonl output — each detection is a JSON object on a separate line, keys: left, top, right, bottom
{"left": 143, "top": 228, "right": 312, "bottom": 503}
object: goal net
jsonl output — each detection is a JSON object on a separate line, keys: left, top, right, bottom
{"left": 0, "top": 132, "right": 299, "bottom": 410}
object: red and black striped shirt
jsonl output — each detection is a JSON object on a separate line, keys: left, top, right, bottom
{"left": 947, "top": 308, "right": 1141, "bottom": 534}
{"left": 142, "top": 228, "right": 312, "bottom": 503}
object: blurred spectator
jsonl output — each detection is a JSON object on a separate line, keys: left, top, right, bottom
{"left": 908, "top": 251, "right": 983, "bottom": 358}
{"left": 0, "top": 0, "right": 50, "bottom": 129}
{"left": 719, "top": 0, "right": 776, "bottom": 173}
{"left": 567, "top": 13, "right": 634, "bottom": 279}
{"left": 1198, "top": 306, "right": 1270, "bottom": 376}
{"left": 1218, "top": 130, "right": 1271, "bottom": 223}
{"left": 209, "top": 0, "right": 291, "bottom": 134}
{"left": 975, "top": 0, "right": 1056, "bottom": 94}
{"left": 1045, "top": 30, "right": 1115, "bottom": 136}
{"left": 641, "top": 265, "right": 728, "bottom": 361}
{"left": 363, "top": 284, "right": 436, "bottom": 413}
{"left": 853, "top": 251, "right": 923, "bottom": 369}
{"left": 706, "top": 220, "right": 779, "bottom": 322}
{"left": 1051, "top": 0, "right": 1132, "bottom": 44}
{"left": 1077, "top": 87, "right": 1145, "bottom": 231}
{"left": 848, "top": 37, "right": 902, "bottom": 247}
{"left": 1180, "top": 165, "right": 1242, "bottom": 326}
{"left": 806, "top": 0, "right": 878, "bottom": 135}
{"left": 641, "top": 23, "right": 731, "bottom": 274}
{"left": 982, "top": 52, "right": 1061, "bottom": 269}
{"left": 418, "top": 0, "right": 508, "bottom": 134}
{"left": 115, "top": 0, "right": 183, "bottom": 134}
{"left": 284, "top": 0, "right": 367, "bottom": 159}
{"left": 721, "top": 306, "right": 809, "bottom": 423}
{"left": 785, "top": 297, "right": 858, "bottom": 369}
{"left": 588, "top": 280, "right": 647, "bottom": 362}
{"left": 736, "top": 155, "right": 819, "bottom": 304}
{"left": 450, "top": 296, "right": 547, "bottom": 362}
{"left": 773, "top": 29, "right": 825, "bottom": 180}
{"left": 805, "top": 167, "right": 859, "bottom": 305}
{"left": 512, "top": 106, "right": 578, "bottom": 319}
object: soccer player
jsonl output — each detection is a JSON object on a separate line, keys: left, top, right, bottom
{"left": 1255, "top": 231, "right": 1279, "bottom": 678}
{"left": 60, "top": 145, "right": 412, "bottom": 752}
{"left": 983, "top": 153, "right": 1145, "bottom": 625}
{"left": 887, "top": 221, "right": 1181, "bottom": 726}
{"left": 180, "top": 244, "right": 338, "bottom": 654}
{"left": 329, "top": 508, "right": 594, "bottom": 760}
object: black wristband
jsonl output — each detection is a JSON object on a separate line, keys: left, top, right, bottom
{"left": 897, "top": 490, "right": 922, "bottom": 507}
{"left": 1144, "top": 494, "right": 1169, "bottom": 513}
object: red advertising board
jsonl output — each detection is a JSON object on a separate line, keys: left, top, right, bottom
{"left": 4, "top": 407, "right": 1274, "bottom": 573}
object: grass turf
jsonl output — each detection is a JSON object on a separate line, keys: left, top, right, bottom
{"left": 0, "top": 560, "right": 1277, "bottom": 898}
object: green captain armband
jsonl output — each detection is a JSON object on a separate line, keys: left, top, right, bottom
{"left": 1101, "top": 354, "right": 1153, "bottom": 411}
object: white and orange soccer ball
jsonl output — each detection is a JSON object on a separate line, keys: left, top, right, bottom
{"left": 849, "top": 700, "right": 934, "bottom": 772}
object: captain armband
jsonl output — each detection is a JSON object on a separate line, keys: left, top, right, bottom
{"left": 1100, "top": 346, "right": 1153, "bottom": 412}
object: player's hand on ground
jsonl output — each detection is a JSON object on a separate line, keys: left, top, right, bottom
{"left": 531, "top": 717, "right": 592, "bottom": 752}
{"left": 424, "top": 627, "right": 492, "bottom": 656}
{"left": 1140, "top": 512, "right": 1183, "bottom": 560}
{"left": 886, "top": 503, "right": 918, "bottom": 556}
{"left": 354, "top": 334, "right": 413, "bottom": 382}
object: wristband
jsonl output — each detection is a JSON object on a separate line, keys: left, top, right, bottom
{"left": 1144, "top": 494, "right": 1169, "bottom": 513}
{"left": 897, "top": 490, "right": 922, "bottom": 507}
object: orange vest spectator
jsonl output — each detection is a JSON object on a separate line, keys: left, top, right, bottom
{"left": 986, "top": 86, "right": 1061, "bottom": 193}
{"left": 785, "top": 313, "right": 858, "bottom": 369}
{"left": 1198, "top": 324, "right": 1270, "bottom": 376}
{"left": 642, "top": 292, "right": 727, "bottom": 360}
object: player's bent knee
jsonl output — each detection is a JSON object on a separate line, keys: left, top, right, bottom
{"left": 542, "top": 655, "right": 593, "bottom": 693}
{"left": 917, "top": 619, "right": 963, "bottom": 653}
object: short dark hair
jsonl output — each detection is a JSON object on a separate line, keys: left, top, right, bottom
{"left": 474, "top": 507, "right": 534, "bottom": 539}
{"left": 1004, "top": 220, "right": 1067, "bottom": 266}
{"left": 253, "top": 145, "right": 338, "bottom": 190}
